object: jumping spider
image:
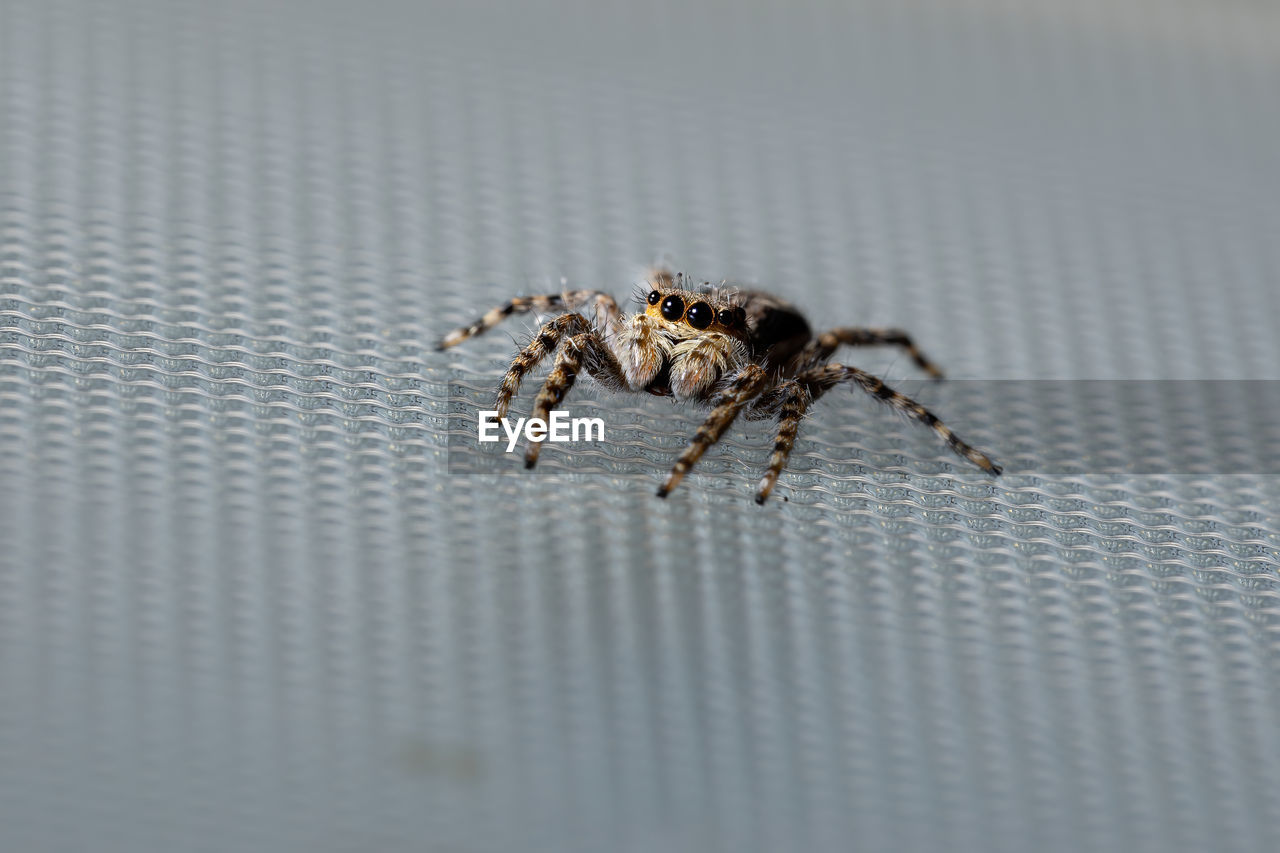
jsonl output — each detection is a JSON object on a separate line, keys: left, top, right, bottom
{"left": 437, "top": 269, "right": 1001, "bottom": 503}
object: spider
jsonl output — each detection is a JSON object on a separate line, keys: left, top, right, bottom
{"left": 436, "top": 269, "right": 1001, "bottom": 503}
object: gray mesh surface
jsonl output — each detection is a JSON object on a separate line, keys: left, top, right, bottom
{"left": 3, "top": 1, "right": 1280, "bottom": 851}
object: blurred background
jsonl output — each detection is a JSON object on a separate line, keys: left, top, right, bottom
{"left": 2, "top": 0, "right": 1280, "bottom": 851}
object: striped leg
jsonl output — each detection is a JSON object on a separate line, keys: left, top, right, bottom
{"left": 495, "top": 313, "right": 591, "bottom": 419}
{"left": 751, "top": 380, "right": 812, "bottom": 504}
{"left": 436, "top": 290, "right": 620, "bottom": 350}
{"left": 798, "top": 327, "right": 945, "bottom": 378}
{"left": 657, "top": 364, "right": 771, "bottom": 498}
{"left": 800, "top": 363, "right": 1001, "bottom": 474}
{"left": 523, "top": 332, "right": 626, "bottom": 468}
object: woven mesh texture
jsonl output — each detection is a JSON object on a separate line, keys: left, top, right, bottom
{"left": 3, "top": 1, "right": 1280, "bottom": 851}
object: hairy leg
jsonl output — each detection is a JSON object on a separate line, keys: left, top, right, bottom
{"left": 494, "top": 313, "right": 592, "bottom": 419}
{"left": 523, "top": 332, "right": 627, "bottom": 468}
{"left": 797, "top": 327, "right": 944, "bottom": 378}
{"left": 657, "top": 364, "right": 771, "bottom": 498}
{"left": 799, "top": 363, "right": 1001, "bottom": 474}
{"left": 436, "top": 290, "right": 620, "bottom": 350}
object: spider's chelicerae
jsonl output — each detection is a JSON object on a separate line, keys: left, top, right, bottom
{"left": 437, "top": 269, "right": 1001, "bottom": 503}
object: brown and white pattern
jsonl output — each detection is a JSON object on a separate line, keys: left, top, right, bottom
{"left": 438, "top": 269, "right": 1001, "bottom": 503}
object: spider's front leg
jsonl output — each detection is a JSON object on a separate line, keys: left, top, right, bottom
{"left": 435, "top": 290, "right": 620, "bottom": 350}
{"left": 656, "top": 364, "right": 771, "bottom": 498}
{"left": 802, "top": 363, "right": 1002, "bottom": 475}
{"left": 523, "top": 331, "right": 627, "bottom": 468}
{"left": 494, "top": 313, "right": 592, "bottom": 419}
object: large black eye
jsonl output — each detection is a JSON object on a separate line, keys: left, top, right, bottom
{"left": 716, "top": 308, "right": 736, "bottom": 327}
{"left": 660, "top": 294, "right": 685, "bottom": 321}
{"left": 685, "top": 301, "right": 714, "bottom": 330}
{"left": 647, "top": 290, "right": 661, "bottom": 305}
{"left": 734, "top": 307, "right": 747, "bottom": 326}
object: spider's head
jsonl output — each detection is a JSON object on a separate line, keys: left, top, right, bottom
{"left": 641, "top": 279, "right": 748, "bottom": 339}
{"left": 615, "top": 270, "right": 752, "bottom": 396}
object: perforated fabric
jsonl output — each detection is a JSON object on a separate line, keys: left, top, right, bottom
{"left": 2, "top": 1, "right": 1279, "bottom": 851}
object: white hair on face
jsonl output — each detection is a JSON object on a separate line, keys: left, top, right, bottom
{"left": 614, "top": 313, "right": 669, "bottom": 390}
{"left": 669, "top": 334, "right": 750, "bottom": 399}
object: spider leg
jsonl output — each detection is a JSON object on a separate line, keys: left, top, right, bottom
{"left": 797, "top": 327, "right": 945, "bottom": 378}
{"left": 495, "top": 313, "right": 592, "bottom": 419}
{"left": 657, "top": 364, "right": 771, "bottom": 498}
{"left": 436, "top": 290, "right": 620, "bottom": 350}
{"left": 523, "top": 331, "right": 626, "bottom": 468}
{"left": 748, "top": 380, "right": 812, "bottom": 504}
{"left": 800, "top": 363, "right": 1001, "bottom": 474}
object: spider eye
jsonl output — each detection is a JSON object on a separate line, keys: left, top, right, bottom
{"left": 660, "top": 295, "right": 685, "bottom": 321}
{"left": 734, "top": 307, "right": 747, "bottom": 326}
{"left": 716, "top": 308, "right": 736, "bottom": 327}
{"left": 647, "top": 290, "right": 661, "bottom": 305}
{"left": 685, "top": 301, "right": 713, "bottom": 329}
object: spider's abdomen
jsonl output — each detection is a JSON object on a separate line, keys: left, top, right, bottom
{"left": 740, "top": 291, "right": 812, "bottom": 366}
